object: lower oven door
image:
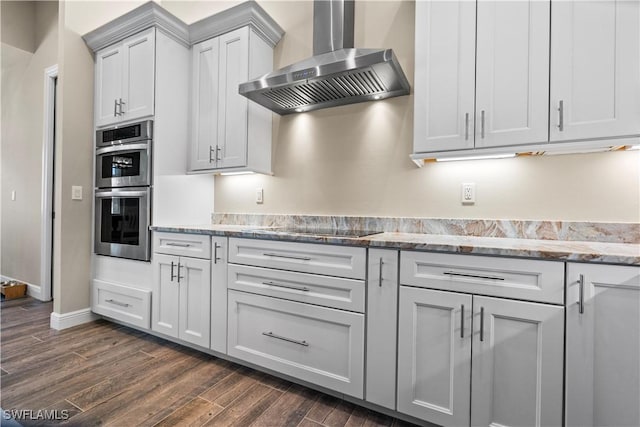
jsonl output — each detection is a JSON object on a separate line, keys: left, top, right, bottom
{"left": 95, "top": 187, "right": 151, "bottom": 261}
{"left": 95, "top": 143, "right": 151, "bottom": 188}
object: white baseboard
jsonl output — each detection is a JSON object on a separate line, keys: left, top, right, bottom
{"left": 50, "top": 308, "right": 99, "bottom": 330}
{"left": 0, "top": 275, "right": 44, "bottom": 301}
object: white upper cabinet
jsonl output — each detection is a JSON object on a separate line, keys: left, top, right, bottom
{"left": 414, "top": 0, "right": 476, "bottom": 153}
{"left": 95, "top": 27, "right": 155, "bottom": 127}
{"left": 190, "top": 27, "right": 273, "bottom": 174}
{"left": 414, "top": 0, "right": 550, "bottom": 153}
{"left": 550, "top": 0, "right": 640, "bottom": 142}
{"left": 565, "top": 263, "right": 640, "bottom": 427}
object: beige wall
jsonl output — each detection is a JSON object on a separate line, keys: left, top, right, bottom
{"left": 1, "top": 1, "right": 58, "bottom": 286}
{"left": 211, "top": 0, "right": 640, "bottom": 222}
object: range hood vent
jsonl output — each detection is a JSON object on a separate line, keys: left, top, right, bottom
{"left": 239, "top": 0, "right": 410, "bottom": 115}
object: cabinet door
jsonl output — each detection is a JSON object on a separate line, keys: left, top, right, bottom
{"left": 550, "top": 0, "right": 640, "bottom": 141}
{"left": 471, "top": 296, "right": 564, "bottom": 427}
{"left": 566, "top": 263, "right": 640, "bottom": 427}
{"left": 414, "top": 0, "right": 476, "bottom": 153}
{"left": 179, "top": 256, "right": 211, "bottom": 348}
{"left": 152, "top": 253, "right": 179, "bottom": 338}
{"left": 475, "top": 0, "right": 550, "bottom": 147}
{"left": 366, "top": 249, "right": 398, "bottom": 410}
{"left": 95, "top": 44, "right": 122, "bottom": 127}
{"left": 397, "top": 286, "right": 472, "bottom": 427}
{"left": 190, "top": 38, "right": 220, "bottom": 171}
{"left": 210, "top": 236, "right": 228, "bottom": 353}
{"left": 121, "top": 27, "right": 155, "bottom": 122}
{"left": 217, "top": 27, "right": 249, "bottom": 168}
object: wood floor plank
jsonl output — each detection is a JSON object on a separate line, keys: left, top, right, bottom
{"left": 250, "top": 384, "right": 318, "bottom": 427}
{"left": 344, "top": 405, "right": 369, "bottom": 427}
{"left": 203, "top": 383, "right": 275, "bottom": 426}
{"left": 306, "top": 394, "right": 341, "bottom": 424}
{"left": 299, "top": 419, "right": 325, "bottom": 427}
{"left": 231, "top": 387, "right": 284, "bottom": 427}
{"left": 199, "top": 366, "right": 258, "bottom": 406}
{"left": 323, "top": 400, "right": 356, "bottom": 427}
{"left": 152, "top": 397, "right": 223, "bottom": 427}
{"left": 361, "top": 411, "right": 395, "bottom": 427}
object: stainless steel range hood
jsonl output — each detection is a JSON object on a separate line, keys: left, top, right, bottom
{"left": 239, "top": 0, "right": 410, "bottom": 115}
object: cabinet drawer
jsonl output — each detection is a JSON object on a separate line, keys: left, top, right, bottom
{"left": 401, "top": 251, "right": 564, "bottom": 304}
{"left": 227, "top": 290, "right": 364, "bottom": 398}
{"left": 92, "top": 280, "right": 151, "bottom": 329}
{"left": 154, "top": 232, "right": 211, "bottom": 259}
{"left": 228, "top": 264, "right": 364, "bottom": 312}
{"left": 229, "top": 238, "right": 366, "bottom": 279}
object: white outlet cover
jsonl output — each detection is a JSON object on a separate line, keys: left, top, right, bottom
{"left": 72, "top": 186, "right": 83, "bottom": 201}
{"left": 256, "top": 188, "right": 264, "bottom": 204}
{"left": 461, "top": 183, "right": 476, "bottom": 204}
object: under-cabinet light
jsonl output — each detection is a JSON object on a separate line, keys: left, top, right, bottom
{"left": 435, "top": 153, "right": 516, "bottom": 163}
{"left": 627, "top": 145, "right": 640, "bottom": 151}
{"left": 219, "top": 171, "right": 255, "bottom": 176}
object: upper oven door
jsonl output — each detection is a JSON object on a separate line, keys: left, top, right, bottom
{"left": 96, "top": 143, "right": 151, "bottom": 188}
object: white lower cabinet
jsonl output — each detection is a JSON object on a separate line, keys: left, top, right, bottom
{"left": 152, "top": 253, "right": 211, "bottom": 348}
{"left": 565, "top": 263, "right": 640, "bottom": 427}
{"left": 397, "top": 251, "right": 565, "bottom": 427}
{"left": 227, "top": 290, "right": 365, "bottom": 398}
{"left": 210, "top": 236, "right": 228, "bottom": 353}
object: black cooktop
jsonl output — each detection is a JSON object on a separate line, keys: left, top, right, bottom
{"left": 246, "top": 227, "right": 382, "bottom": 238}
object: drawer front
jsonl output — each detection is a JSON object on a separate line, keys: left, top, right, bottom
{"left": 227, "top": 290, "right": 365, "bottom": 398}
{"left": 400, "top": 251, "right": 565, "bottom": 304}
{"left": 229, "top": 238, "right": 366, "bottom": 279}
{"left": 228, "top": 264, "right": 365, "bottom": 312}
{"left": 92, "top": 280, "right": 151, "bottom": 329}
{"left": 154, "top": 232, "right": 211, "bottom": 259}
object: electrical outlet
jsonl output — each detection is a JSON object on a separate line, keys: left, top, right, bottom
{"left": 461, "top": 183, "right": 475, "bottom": 204}
{"left": 72, "top": 186, "right": 83, "bottom": 201}
{"left": 256, "top": 188, "right": 264, "bottom": 204}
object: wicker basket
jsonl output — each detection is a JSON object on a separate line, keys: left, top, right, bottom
{"left": 0, "top": 282, "right": 27, "bottom": 300}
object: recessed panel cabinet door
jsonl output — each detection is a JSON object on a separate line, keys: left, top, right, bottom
{"left": 95, "top": 44, "right": 122, "bottom": 128}
{"left": 217, "top": 27, "right": 249, "bottom": 169}
{"left": 413, "top": 0, "right": 476, "bottom": 153}
{"left": 475, "top": 0, "right": 550, "bottom": 148}
{"left": 397, "top": 286, "right": 472, "bottom": 427}
{"left": 550, "top": 0, "right": 640, "bottom": 141}
{"left": 152, "top": 253, "right": 180, "bottom": 338}
{"left": 179, "top": 256, "right": 211, "bottom": 348}
{"left": 566, "top": 263, "right": 640, "bottom": 427}
{"left": 471, "top": 296, "right": 564, "bottom": 427}
{"left": 190, "top": 38, "right": 220, "bottom": 171}
{"left": 210, "top": 236, "right": 228, "bottom": 353}
{"left": 121, "top": 28, "right": 155, "bottom": 122}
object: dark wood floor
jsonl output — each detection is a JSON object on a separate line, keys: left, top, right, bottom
{"left": 1, "top": 297, "right": 416, "bottom": 427}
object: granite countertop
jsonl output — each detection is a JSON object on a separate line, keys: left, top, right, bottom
{"left": 151, "top": 224, "right": 640, "bottom": 265}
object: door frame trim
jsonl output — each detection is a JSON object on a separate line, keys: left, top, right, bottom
{"left": 40, "top": 64, "right": 58, "bottom": 302}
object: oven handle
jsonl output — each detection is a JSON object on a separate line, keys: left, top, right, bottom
{"left": 95, "top": 189, "right": 148, "bottom": 198}
{"left": 96, "top": 143, "right": 150, "bottom": 155}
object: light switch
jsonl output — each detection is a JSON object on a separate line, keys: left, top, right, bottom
{"left": 72, "top": 186, "right": 83, "bottom": 201}
{"left": 11, "top": 191, "right": 16, "bottom": 201}
{"left": 256, "top": 188, "right": 264, "bottom": 204}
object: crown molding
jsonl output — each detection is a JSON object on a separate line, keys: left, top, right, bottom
{"left": 82, "top": 1, "right": 284, "bottom": 52}
{"left": 189, "top": 1, "right": 284, "bottom": 48}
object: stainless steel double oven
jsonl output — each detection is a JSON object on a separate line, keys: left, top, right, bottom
{"left": 94, "top": 120, "right": 152, "bottom": 261}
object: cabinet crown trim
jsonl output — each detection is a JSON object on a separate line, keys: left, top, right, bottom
{"left": 189, "top": 1, "right": 284, "bottom": 48}
{"left": 83, "top": 1, "right": 284, "bottom": 53}
{"left": 83, "top": 2, "right": 190, "bottom": 51}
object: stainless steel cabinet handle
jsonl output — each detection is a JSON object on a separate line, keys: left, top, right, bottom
{"left": 578, "top": 274, "right": 585, "bottom": 314}
{"left": 209, "top": 146, "right": 215, "bottom": 163}
{"left": 480, "top": 307, "right": 485, "bottom": 342}
{"left": 177, "top": 263, "right": 184, "bottom": 283}
{"left": 262, "top": 281, "right": 309, "bottom": 292}
{"left": 443, "top": 271, "right": 505, "bottom": 281}
{"left": 216, "top": 146, "right": 222, "bottom": 162}
{"left": 263, "top": 253, "right": 312, "bottom": 261}
{"left": 460, "top": 304, "right": 465, "bottom": 338}
{"left": 464, "top": 113, "right": 470, "bottom": 140}
{"left": 106, "top": 299, "right": 130, "bottom": 308}
{"left": 378, "top": 258, "right": 384, "bottom": 287}
{"left": 214, "top": 243, "right": 222, "bottom": 264}
{"left": 166, "top": 242, "right": 191, "bottom": 248}
{"left": 480, "top": 110, "right": 485, "bottom": 138}
{"left": 262, "top": 331, "right": 309, "bottom": 347}
{"left": 114, "top": 99, "right": 118, "bottom": 117}
{"left": 170, "top": 261, "right": 176, "bottom": 282}
{"left": 558, "top": 100, "right": 564, "bottom": 131}
{"left": 119, "top": 98, "right": 125, "bottom": 115}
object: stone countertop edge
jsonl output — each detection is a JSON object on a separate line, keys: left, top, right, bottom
{"left": 150, "top": 225, "right": 640, "bottom": 266}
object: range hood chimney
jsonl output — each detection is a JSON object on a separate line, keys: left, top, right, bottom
{"left": 239, "top": 0, "right": 410, "bottom": 115}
